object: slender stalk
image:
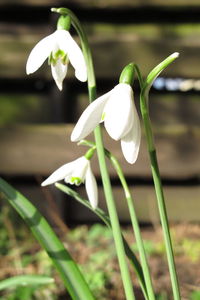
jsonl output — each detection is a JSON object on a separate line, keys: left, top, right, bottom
{"left": 52, "top": 7, "right": 135, "bottom": 300}
{"left": 139, "top": 53, "right": 181, "bottom": 300}
{"left": 141, "top": 120, "right": 181, "bottom": 300}
{"left": 93, "top": 126, "right": 135, "bottom": 300}
{"left": 56, "top": 182, "right": 149, "bottom": 300}
{"left": 106, "top": 150, "right": 155, "bottom": 300}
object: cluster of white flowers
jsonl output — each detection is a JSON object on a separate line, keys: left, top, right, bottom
{"left": 26, "top": 18, "right": 141, "bottom": 209}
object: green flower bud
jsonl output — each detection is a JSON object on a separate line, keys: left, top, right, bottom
{"left": 57, "top": 14, "right": 71, "bottom": 31}
{"left": 84, "top": 147, "right": 96, "bottom": 161}
{"left": 119, "top": 63, "right": 135, "bottom": 85}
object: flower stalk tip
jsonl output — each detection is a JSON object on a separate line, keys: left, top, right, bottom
{"left": 171, "top": 52, "right": 179, "bottom": 58}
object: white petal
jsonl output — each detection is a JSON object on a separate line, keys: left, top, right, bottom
{"left": 51, "top": 60, "right": 68, "bottom": 91}
{"left": 41, "top": 157, "right": 83, "bottom": 186}
{"left": 56, "top": 30, "right": 87, "bottom": 82}
{"left": 67, "top": 157, "right": 89, "bottom": 184}
{"left": 71, "top": 91, "right": 112, "bottom": 142}
{"left": 85, "top": 164, "right": 98, "bottom": 209}
{"left": 104, "top": 83, "right": 134, "bottom": 140}
{"left": 26, "top": 32, "right": 55, "bottom": 74}
{"left": 120, "top": 106, "right": 141, "bottom": 164}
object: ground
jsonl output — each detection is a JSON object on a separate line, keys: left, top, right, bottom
{"left": 0, "top": 203, "right": 199, "bottom": 300}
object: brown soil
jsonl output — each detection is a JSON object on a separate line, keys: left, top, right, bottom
{"left": 65, "top": 223, "right": 200, "bottom": 300}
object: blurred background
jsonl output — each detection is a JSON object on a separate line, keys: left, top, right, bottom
{"left": 0, "top": 1, "right": 200, "bottom": 299}
{"left": 0, "top": 0, "right": 199, "bottom": 224}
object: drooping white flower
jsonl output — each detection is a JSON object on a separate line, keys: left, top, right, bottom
{"left": 41, "top": 156, "right": 98, "bottom": 209}
{"left": 71, "top": 83, "right": 141, "bottom": 164}
{"left": 26, "top": 29, "right": 87, "bottom": 90}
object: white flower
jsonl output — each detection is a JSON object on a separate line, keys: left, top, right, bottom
{"left": 41, "top": 156, "right": 98, "bottom": 209}
{"left": 71, "top": 83, "right": 141, "bottom": 164}
{"left": 26, "top": 29, "right": 87, "bottom": 90}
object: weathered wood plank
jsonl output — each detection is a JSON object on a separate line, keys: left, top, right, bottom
{"left": 70, "top": 185, "right": 200, "bottom": 222}
{"left": 0, "top": 124, "right": 199, "bottom": 178}
{"left": 1, "top": 90, "right": 199, "bottom": 126}
{"left": 74, "top": 93, "right": 200, "bottom": 127}
{"left": 1, "top": 23, "right": 200, "bottom": 79}
{"left": 0, "top": 0, "right": 200, "bottom": 7}
{"left": 0, "top": 93, "right": 53, "bottom": 125}
{"left": 11, "top": 184, "right": 200, "bottom": 222}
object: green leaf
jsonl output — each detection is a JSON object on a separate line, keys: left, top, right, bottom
{"left": 0, "top": 177, "right": 95, "bottom": 300}
{"left": 0, "top": 275, "right": 54, "bottom": 291}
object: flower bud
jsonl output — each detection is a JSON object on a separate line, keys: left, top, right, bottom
{"left": 119, "top": 63, "right": 135, "bottom": 85}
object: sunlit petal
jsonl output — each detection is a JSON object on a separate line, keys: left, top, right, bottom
{"left": 51, "top": 60, "right": 68, "bottom": 91}
{"left": 85, "top": 164, "right": 98, "bottom": 209}
{"left": 120, "top": 106, "right": 141, "bottom": 164}
{"left": 56, "top": 30, "right": 87, "bottom": 82}
{"left": 41, "top": 157, "right": 83, "bottom": 186}
{"left": 67, "top": 157, "right": 89, "bottom": 185}
{"left": 71, "top": 91, "right": 112, "bottom": 142}
{"left": 26, "top": 32, "right": 55, "bottom": 74}
{"left": 104, "top": 84, "right": 134, "bottom": 140}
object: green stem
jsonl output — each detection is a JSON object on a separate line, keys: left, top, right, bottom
{"left": 56, "top": 182, "right": 148, "bottom": 300}
{"left": 94, "top": 126, "right": 135, "bottom": 300}
{"left": 147, "top": 146, "right": 181, "bottom": 300}
{"left": 106, "top": 150, "right": 155, "bottom": 300}
{"left": 52, "top": 7, "right": 135, "bottom": 300}
{"left": 139, "top": 53, "right": 181, "bottom": 300}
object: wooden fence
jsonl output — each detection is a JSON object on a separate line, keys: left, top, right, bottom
{"left": 0, "top": 0, "right": 200, "bottom": 224}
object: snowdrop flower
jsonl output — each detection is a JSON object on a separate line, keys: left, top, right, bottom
{"left": 71, "top": 82, "right": 141, "bottom": 164}
{"left": 41, "top": 154, "right": 98, "bottom": 209}
{"left": 26, "top": 15, "right": 87, "bottom": 90}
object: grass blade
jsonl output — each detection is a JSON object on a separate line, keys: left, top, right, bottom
{"left": 0, "top": 275, "right": 54, "bottom": 291}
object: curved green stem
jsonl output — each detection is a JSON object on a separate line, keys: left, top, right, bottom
{"left": 106, "top": 150, "right": 156, "bottom": 300}
{"left": 52, "top": 7, "right": 135, "bottom": 300}
{"left": 140, "top": 54, "right": 181, "bottom": 300}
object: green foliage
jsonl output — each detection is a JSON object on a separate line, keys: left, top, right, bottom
{"left": 181, "top": 239, "right": 200, "bottom": 262}
{"left": 190, "top": 291, "right": 200, "bottom": 300}
{"left": 0, "top": 196, "right": 199, "bottom": 300}
{"left": 68, "top": 224, "right": 115, "bottom": 298}
{"left": 155, "top": 292, "right": 168, "bottom": 300}
{"left": 131, "top": 240, "right": 157, "bottom": 256}
{"left": 0, "top": 177, "right": 96, "bottom": 300}
{"left": 0, "top": 285, "right": 57, "bottom": 300}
